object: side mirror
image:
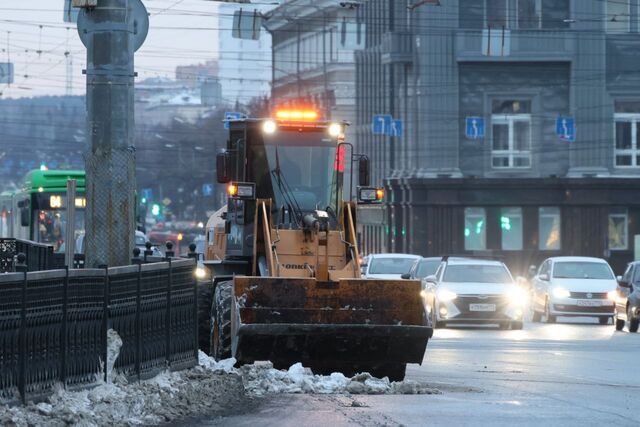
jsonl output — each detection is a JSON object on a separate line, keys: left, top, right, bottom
{"left": 19, "top": 199, "right": 30, "bottom": 227}
{"left": 425, "top": 275, "right": 437, "bottom": 284}
{"left": 539, "top": 273, "right": 549, "bottom": 282}
{"left": 358, "top": 156, "right": 370, "bottom": 187}
{"left": 401, "top": 273, "right": 411, "bottom": 280}
{"left": 616, "top": 275, "right": 623, "bottom": 282}
{"left": 618, "top": 277, "right": 630, "bottom": 288}
{"left": 216, "top": 152, "right": 230, "bottom": 184}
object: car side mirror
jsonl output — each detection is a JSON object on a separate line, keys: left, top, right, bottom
{"left": 358, "top": 155, "right": 370, "bottom": 187}
{"left": 216, "top": 152, "right": 230, "bottom": 184}
{"left": 425, "top": 275, "right": 437, "bottom": 284}
{"left": 539, "top": 273, "right": 549, "bottom": 282}
{"left": 401, "top": 273, "right": 411, "bottom": 280}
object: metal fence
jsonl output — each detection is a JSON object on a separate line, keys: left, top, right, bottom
{"left": 0, "top": 258, "right": 198, "bottom": 404}
{"left": 0, "top": 238, "right": 64, "bottom": 273}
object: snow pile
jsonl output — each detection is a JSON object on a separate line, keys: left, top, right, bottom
{"left": 199, "top": 353, "right": 440, "bottom": 397}
{"left": 238, "top": 362, "right": 439, "bottom": 396}
{"left": 0, "top": 335, "right": 244, "bottom": 427}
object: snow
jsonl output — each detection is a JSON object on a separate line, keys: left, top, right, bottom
{"left": 0, "top": 335, "right": 437, "bottom": 426}
{"left": 196, "top": 353, "right": 440, "bottom": 397}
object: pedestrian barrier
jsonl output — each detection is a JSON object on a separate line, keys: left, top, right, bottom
{"left": 0, "top": 258, "right": 198, "bottom": 404}
{"left": 0, "top": 238, "right": 62, "bottom": 273}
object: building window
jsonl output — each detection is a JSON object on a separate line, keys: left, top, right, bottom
{"left": 465, "top": 208, "right": 487, "bottom": 251}
{"left": 491, "top": 100, "right": 532, "bottom": 168}
{"left": 485, "top": 0, "right": 542, "bottom": 29}
{"left": 606, "top": 0, "right": 630, "bottom": 33}
{"left": 609, "top": 209, "right": 628, "bottom": 250}
{"left": 539, "top": 207, "right": 561, "bottom": 250}
{"left": 614, "top": 102, "right": 640, "bottom": 167}
{"left": 501, "top": 207, "right": 523, "bottom": 250}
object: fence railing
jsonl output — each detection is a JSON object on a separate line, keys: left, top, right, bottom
{"left": 0, "top": 257, "right": 198, "bottom": 404}
{"left": 0, "top": 238, "right": 64, "bottom": 273}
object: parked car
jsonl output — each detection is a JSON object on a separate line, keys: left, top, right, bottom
{"left": 613, "top": 261, "right": 640, "bottom": 332}
{"left": 531, "top": 257, "right": 617, "bottom": 325}
{"left": 423, "top": 257, "right": 526, "bottom": 330}
{"left": 363, "top": 253, "right": 421, "bottom": 279}
{"left": 66, "top": 230, "right": 162, "bottom": 257}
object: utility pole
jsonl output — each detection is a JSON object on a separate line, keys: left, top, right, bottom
{"left": 75, "top": 0, "right": 149, "bottom": 267}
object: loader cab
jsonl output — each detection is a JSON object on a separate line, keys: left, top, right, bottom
{"left": 218, "top": 111, "right": 346, "bottom": 258}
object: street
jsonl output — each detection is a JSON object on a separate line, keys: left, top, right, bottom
{"left": 196, "top": 318, "right": 640, "bottom": 427}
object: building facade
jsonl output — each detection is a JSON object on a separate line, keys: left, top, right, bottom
{"left": 217, "top": 3, "right": 276, "bottom": 106}
{"left": 356, "top": 0, "right": 640, "bottom": 274}
{"left": 266, "top": 0, "right": 363, "bottom": 127}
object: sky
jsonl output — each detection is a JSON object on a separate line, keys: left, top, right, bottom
{"left": 0, "top": 0, "right": 226, "bottom": 98}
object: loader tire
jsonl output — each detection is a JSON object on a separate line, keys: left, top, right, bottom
{"left": 197, "top": 280, "right": 214, "bottom": 354}
{"left": 210, "top": 280, "right": 233, "bottom": 360}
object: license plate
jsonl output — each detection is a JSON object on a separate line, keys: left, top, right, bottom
{"left": 469, "top": 303, "right": 496, "bottom": 312}
{"left": 576, "top": 300, "right": 603, "bottom": 307}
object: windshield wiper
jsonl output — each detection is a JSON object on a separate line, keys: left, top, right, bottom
{"left": 271, "top": 146, "right": 303, "bottom": 227}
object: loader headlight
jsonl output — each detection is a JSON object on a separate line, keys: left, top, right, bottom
{"left": 552, "top": 287, "right": 570, "bottom": 299}
{"left": 263, "top": 120, "right": 277, "bottom": 134}
{"left": 437, "top": 289, "right": 457, "bottom": 302}
{"left": 195, "top": 267, "right": 207, "bottom": 280}
{"left": 507, "top": 287, "right": 528, "bottom": 306}
{"left": 328, "top": 123, "right": 342, "bottom": 138}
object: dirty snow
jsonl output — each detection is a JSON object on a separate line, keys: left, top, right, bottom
{"left": 1, "top": 338, "right": 437, "bottom": 426}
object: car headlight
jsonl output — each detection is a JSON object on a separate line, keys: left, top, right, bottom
{"left": 607, "top": 290, "right": 617, "bottom": 301}
{"left": 507, "top": 287, "right": 528, "bottom": 306}
{"left": 552, "top": 287, "right": 570, "bottom": 299}
{"left": 437, "top": 289, "right": 457, "bottom": 302}
{"left": 195, "top": 267, "right": 207, "bottom": 279}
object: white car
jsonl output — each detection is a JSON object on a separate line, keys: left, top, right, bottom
{"left": 424, "top": 257, "right": 526, "bottom": 330}
{"left": 363, "top": 253, "right": 421, "bottom": 280}
{"left": 531, "top": 257, "right": 618, "bottom": 324}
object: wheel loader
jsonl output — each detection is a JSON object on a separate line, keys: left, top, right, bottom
{"left": 200, "top": 110, "right": 432, "bottom": 380}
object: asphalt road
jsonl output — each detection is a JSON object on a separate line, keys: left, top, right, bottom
{"left": 195, "top": 318, "right": 640, "bottom": 427}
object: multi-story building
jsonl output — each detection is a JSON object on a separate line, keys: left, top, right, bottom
{"left": 356, "top": 0, "right": 640, "bottom": 273}
{"left": 266, "top": 0, "right": 363, "bottom": 127}
{"left": 216, "top": 3, "right": 276, "bottom": 105}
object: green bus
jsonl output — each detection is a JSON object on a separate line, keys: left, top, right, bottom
{"left": 0, "top": 170, "right": 86, "bottom": 252}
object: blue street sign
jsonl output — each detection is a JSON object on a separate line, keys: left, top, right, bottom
{"left": 202, "top": 183, "right": 214, "bottom": 197}
{"left": 141, "top": 188, "right": 153, "bottom": 200}
{"left": 465, "top": 117, "right": 485, "bottom": 139}
{"left": 372, "top": 115, "right": 392, "bottom": 135}
{"left": 389, "top": 120, "right": 403, "bottom": 137}
{"left": 556, "top": 116, "right": 575, "bottom": 142}
{"left": 224, "top": 112, "right": 243, "bottom": 129}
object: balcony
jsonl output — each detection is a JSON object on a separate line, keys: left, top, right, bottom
{"left": 455, "top": 29, "right": 576, "bottom": 62}
{"left": 381, "top": 31, "right": 414, "bottom": 64}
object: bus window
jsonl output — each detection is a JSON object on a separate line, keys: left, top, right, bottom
{"left": 35, "top": 209, "right": 86, "bottom": 252}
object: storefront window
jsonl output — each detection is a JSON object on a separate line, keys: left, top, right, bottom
{"left": 539, "top": 207, "right": 561, "bottom": 250}
{"left": 501, "top": 207, "right": 523, "bottom": 250}
{"left": 465, "top": 207, "right": 486, "bottom": 251}
{"left": 608, "top": 209, "right": 628, "bottom": 250}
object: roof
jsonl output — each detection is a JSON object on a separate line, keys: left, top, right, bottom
{"left": 21, "top": 170, "right": 86, "bottom": 193}
{"left": 445, "top": 257, "right": 504, "bottom": 266}
{"left": 368, "top": 253, "right": 421, "bottom": 260}
{"left": 549, "top": 256, "right": 608, "bottom": 263}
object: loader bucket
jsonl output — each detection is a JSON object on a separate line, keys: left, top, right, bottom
{"left": 230, "top": 277, "right": 432, "bottom": 376}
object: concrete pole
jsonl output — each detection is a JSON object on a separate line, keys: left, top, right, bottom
{"left": 77, "top": 0, "right": 148, "bottom": 267}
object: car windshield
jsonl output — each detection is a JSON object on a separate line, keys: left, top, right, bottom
{"left": 368, "top": 258, "right": 417, "bottom": 275}
{"left": 443, "top": 265, "right": 512, "bottom": 283}
{"left": 415, "top": 260, "right": 440, "bottom": 279}
{"left": 553, "top": 262, "right": 613, "bottom": 280}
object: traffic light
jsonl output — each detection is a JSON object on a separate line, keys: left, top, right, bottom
{"left": 151, "top": 204, "right": 161, "bottom": 216}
